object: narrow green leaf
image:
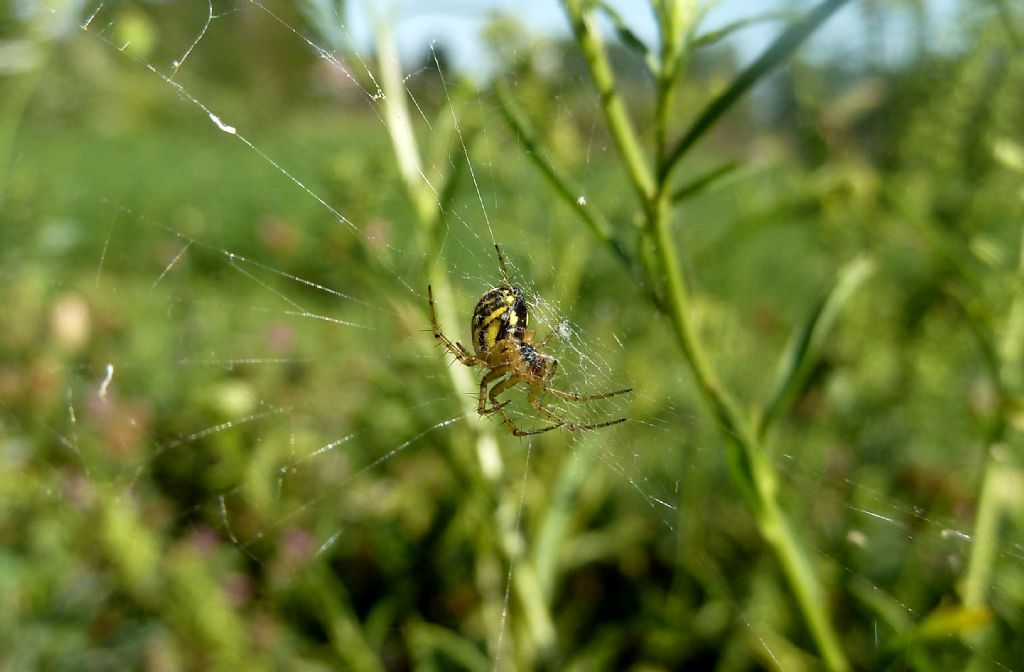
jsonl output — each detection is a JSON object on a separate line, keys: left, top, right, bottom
{"left": 999, "top": 223, "right": 1024, "bottom": 390}
{"left": 594, "top": 0, "right": 659, "bottom": 76}
{"left": 670, "top": 160, "right": 740, "bottom": 202}
{"left": 494, "top": 78, "right": 632, "bottom": 270}
{"left": 691, "top": 11, "right": 796, "bottom": 49}
{"left": 994, "top": 0, "right": 1023, "bottom": 50}
{"left": 563, "top": 0, "right": 657, "bottom": 201}
{"left": 913, "top": 605, "right": 992, "bottom": 640}
{"left": 408, "top": 622, "right": 492, "bottom": 672}
{"left": 848, "top": 575, "right": 913, "bottom": 636}
{"left": 1003, "top": 395, "right": 1024, "bottom": 431}
{"left": 759, "top": 255, "right": 874, "bottom": 436}
{"left": 660, "top": 0, "right": 852, "bottom": 182}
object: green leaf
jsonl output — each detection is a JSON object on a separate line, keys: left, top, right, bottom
{"left": 659, "top": 0, "right": 852, "bottom": 181}
{"left": 670, "top": 160, "right": 740, "bottom": 202}
{"left": 912, "top": 605, "right": 992, "bottom": 640}
{"left": 594, "top": 1, "right": 659, "bottom": 77}
{"left": 848, "top": 575, "right": 913, "bottom": 636}
{"left": 1003, "top": 395, "right": 1024, "bottom": 433}
{"left": 691, "top": 11, "right": 797, "bottom": 49}
{"left": 759, "top": 255, "right": 874, "bottom": 436}
{"left": 493, "top": 79, "right": 635, "bottom": 272}
{"left": 408, "top": 622, "right": 491, "bottom": 672}
{"left": 993, "top": 137, "right": 1024, "bottom": 174}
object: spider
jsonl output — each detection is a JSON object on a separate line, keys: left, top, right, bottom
{"left": 427, "top": 245, "right": 632, "bottom": 437}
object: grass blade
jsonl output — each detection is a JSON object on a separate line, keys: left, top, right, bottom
{"left": 759, "top": 255, "right": 874, "bottom": 437}
{"left": 409, "top": 622, "right": 492, "bottom": 672}
{"left": 494, "top": 79, "right": 635, "bottom": 272}
{"left": 594, "top": 0, "right": 659, "bottom": 76}
{"left": 691, "top": 11, "right": 797, "bottom": 49}
{"left": 670, "top": 160, "right": 740, "bottom": 202}
{"left": 659, "top": 0, "right": 852, "bottom": 182}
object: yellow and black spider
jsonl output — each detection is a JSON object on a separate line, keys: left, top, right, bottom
{"left": 427, "top": 245, "right": 631, "bottom": 436}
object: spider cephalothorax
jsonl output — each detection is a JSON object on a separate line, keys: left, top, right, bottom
{"left": 518, "top": 342, "right": 556, "bottom": 379}
{"left": 427, "top": 245, "right": 631, "bottom": 436}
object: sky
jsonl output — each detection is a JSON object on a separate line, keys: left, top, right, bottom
{"left": 341, "top": 0, "right": 961, "bottom": 79}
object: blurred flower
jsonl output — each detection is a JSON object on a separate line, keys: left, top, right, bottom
{"left": 259, "top": 216, "right": 300, "bottom": 257}
{"left": 223, "top": 572, "right": 252, "bottom": 607}
{"left": 88, "top": 391, "right": 152, "bottom": 460}
{"left": 280, "top": 527, "right": 315, "bottom": 567}
{"left": 186, "top": 526, "right": 220, "bottom": 557}
{"left": 265, "top": 321, "right": 296, "bottom": 353}
{"left": 50, "top": 293, "right": 91, "bottom": 352}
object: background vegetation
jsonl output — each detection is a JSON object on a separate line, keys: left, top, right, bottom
{"left": 2, "top": 1, "right": 1024, "bottom": 670}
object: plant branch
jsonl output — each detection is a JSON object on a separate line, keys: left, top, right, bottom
{"left": 470, "top": 2, "right": 867, "bottom": 665}
{"left": 562, "top": 0, "right": 656, "bottom": 204}
{"left": 552, "top": 1, "right": 852, "bottom": 667}
{"left": 659, "top": 0, "right": 852, "bottom": 183}
{"left": 376, "top": 20, "right": 557, "bottom": 663}
{"left": 375, "top": 24, "right": 436, "bottom": 229}
{"left": 759, "top": 256, "right": 875, "bottom": 438}
{"left": 961, "top": 444, "right": 1009, "bottom": 610}
{"left": 494, "top": 80, "right": 628, "bottom": 266}
{"left": 670, "top": 160, "right": 740, "bottom": 202}
{"left": 649, "top": 191, "right": 851, "bottom": 672}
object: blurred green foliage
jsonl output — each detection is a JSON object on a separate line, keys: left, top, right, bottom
{"left": 2, "top": 1, "right": 1024, "bottom": 670}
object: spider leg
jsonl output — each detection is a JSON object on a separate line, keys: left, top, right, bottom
{"left": 494, "top": 383, "right": 568, "bottom": 436}
{"left": 546, "top": 386, "right": 633, "bottom": 402}
{"left": 494, "top": 403, "right": 565, "bottom": 437}
{"left": 479, "top": 373, "right": 565, "bottom": 436}
{"left": 527, "top": 385, "right": 576, "bottom": 425}
{"left": 566, "top": 416, "right": 628, "bottom": 430}
{"left": 494, "top": 244, "right": 511, "bottom": 288}
{"left": 478, "top": 366, "right": 513, "bottom": 415}
{"left": 529, "top": 386, "right": 628, "bottom": 432}
{"left": 427, "top": 285, "right": 476, "bottom": 366}
{"left": 540, "top": 358, "right": 632, "bottom": 402}
{"left": 485, "top": 372, "right": 525, "bottom": 414}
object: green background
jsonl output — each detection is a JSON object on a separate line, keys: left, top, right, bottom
{"left": 2, "top": 1, "right": 1023, "bottom": 670}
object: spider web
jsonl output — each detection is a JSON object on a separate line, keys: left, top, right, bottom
{"left": 5, "top": 0, "right": 1024, "bottom": 670}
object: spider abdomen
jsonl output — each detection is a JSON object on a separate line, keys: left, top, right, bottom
{"left": 471, "top": 286, "right": 528, "bottom": 355}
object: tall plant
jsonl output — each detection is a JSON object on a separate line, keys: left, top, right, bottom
{"left": 497, "top": 1, "right": 856, "bottom": 669}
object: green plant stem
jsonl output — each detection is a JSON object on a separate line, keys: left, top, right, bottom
{"left": 652, "top": 1, "right": 697, "bottom": 167}
{"left": 652, "top": 192, "right": 849, "bottom": 672}
{"left": 563, "top": 0, "right": 655, "bottom": 203}
{"left": 375, "top": 20, "right": 556, "bottom": 664}
{"left": 494, "top": 80, "right": 627, "bottom": 266}
{"left": 559, "top": 1, "right": 850, "bottom": 666}
{"left": 959, "top": 224, "right": 1024, "bottom": 666}
{"left": 650, "top": 194, "right": 739, "bottom": 433}
{"left": 659, "top": 0, "right": 852, "bottom": 184}
{"left": 671, "top": 160, "right": 740, "bottom": 203}
{"left": 375, "top": 24, "right": 436, "bottom": 230}
{"left": 936, "top": 221, "right": 1024, "bottom": 630}
{"left": 961, "top": 444, "right": 1006, "bottom": 609}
